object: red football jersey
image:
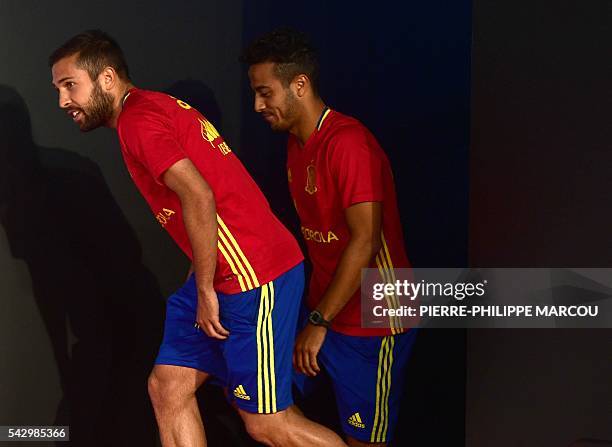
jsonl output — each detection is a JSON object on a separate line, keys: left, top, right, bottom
{"left": 117, "top": 88, "right": 303, "bottom": 294}
{"left": 287, "top": 109, "right": 410, "bottom": 336}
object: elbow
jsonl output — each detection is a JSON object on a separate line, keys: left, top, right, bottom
{"left": 180, "top": 188, "right": 216, "bottom": 214}
{"left": 201, "top": 188, "right": 215, "bottom": 205}
{"left": 194, "top": 187, "right": 216, "bottom": 205}
{"left": 353, "top": 233, "right": 382, "bottom": 258}
{"left": 199, "top": 190, "right": 216, "bottom": 214}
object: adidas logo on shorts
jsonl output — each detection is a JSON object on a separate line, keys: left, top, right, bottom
{"left": 348, "top": 412, "right": 366, "bottom": 429}
{"left": 233, "top": 385, "right": 251, "bottom": 400}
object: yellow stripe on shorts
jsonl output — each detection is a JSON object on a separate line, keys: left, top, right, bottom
{"left": 371, "top": 335, "right": 395, "bottom": 443}
{"left": 256, "top": 281, "right": 277, "bottom": 413}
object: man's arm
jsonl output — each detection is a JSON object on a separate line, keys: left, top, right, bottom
{"left": 163, "top": 158, "right": 228, "bottom": 339}
{"left": 294, "top": 201, "right": 382, "bottom": 376}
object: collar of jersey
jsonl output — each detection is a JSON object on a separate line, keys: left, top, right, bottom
{"left": 121, "top": 87, "right": 137, "bottom": 106}
{"left": 316, "top": 106, "right": 331, "bottom": 131}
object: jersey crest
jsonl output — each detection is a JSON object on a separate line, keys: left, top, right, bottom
{"left": 305, "top": 162, "right": 318, "bottom": 195}
{"left": 198, "top": 117, "right": 220, "bottom": 146}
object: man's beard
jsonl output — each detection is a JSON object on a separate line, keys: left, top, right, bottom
{"left": 271, "top": 89, "right": 299, "bottom": 132}
{"left": 79, "top": 82, "right": 114, "bottom": 132}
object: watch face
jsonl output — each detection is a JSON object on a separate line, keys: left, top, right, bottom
{"left": 309, "top": 310, "right": 329, "bottom": 327}
{"left": 309, "top": 311, "right": 321, "bottom": 324}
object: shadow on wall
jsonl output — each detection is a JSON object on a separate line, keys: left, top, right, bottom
{"left": 0, "top": 85, "right": 165, "bottom": 447}
{"left": 165, "top": 79, "right": 223, "bottom": 129}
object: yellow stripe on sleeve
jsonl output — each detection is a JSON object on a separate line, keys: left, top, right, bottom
{"left": 375, "top": 254, "right": 400, "bottom": 334}
{"left": 218, "top": 229, "right": 253, "bottom": 290}
{"left": 377, "top": 250, "right": 403, "bottom": 334}
{"left": 381, "top": 232, "right": 403, "bottom": 327}
{"left": 381, "top": 231, "right": 406, "bottom": 334}
{"left": 217, "top": 215, "right": 260, "bottom": 288}
{"left": 217, "top": 240, "right": 247, "bottom": 292}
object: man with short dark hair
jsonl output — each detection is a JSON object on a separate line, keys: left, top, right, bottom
{"left": 50, "top": 29, "right": 346, "bottom": 447}
{"left": 243, "top": 28, "right": 417, "bottom": 447}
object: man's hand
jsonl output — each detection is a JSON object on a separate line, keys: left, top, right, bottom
{"left": 196, "top": 289, "right": 229, "bottom": 340}
{"left": 293, "top": 324, "right": 327, "bottom": 376}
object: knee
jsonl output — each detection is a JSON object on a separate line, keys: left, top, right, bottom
{"left": 147, "top": 369, "right": 190, "bottom": 410}
{"left": 147, "top": 371, "right": 162, "bottom": 404}
{"left": 243, "top": 419, "right": 271, "bottom": 445}
{"left": 147, "top": 370, "right": 168, "bottom": 408}
{"left": 243, "top": 416, "right": 289, "bottom": 446}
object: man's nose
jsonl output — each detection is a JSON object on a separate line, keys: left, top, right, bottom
{"left": 254, "top": 96, "right": 265, "bottom": 113}
{"left": 58, "top": 90, "right": 71, "bottom": 109}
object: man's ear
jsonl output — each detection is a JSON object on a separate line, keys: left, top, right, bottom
{"left": 100, "top": 66, "right": 117, "bottom": 91}
{"left": 293, "top": 74, "right": 310, "bottom": 98}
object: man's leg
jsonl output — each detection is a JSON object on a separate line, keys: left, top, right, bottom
{"left": 150, "top": 275, "right": 227, "bottom": 447}
{"left": 238, "top": 406, "right": 346, "bottom": 447}
{"left": 148, "top": 365, "right": 210, "bottom": 447}
{"left": 320, "top": 330, "right": 417, "bottom": 446}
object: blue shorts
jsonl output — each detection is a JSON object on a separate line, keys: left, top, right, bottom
{"left": 156, "top": 262, "right": 304, "bottom": 414}
{"left": 295, "top": 327, "right": 417, "bottom": 443}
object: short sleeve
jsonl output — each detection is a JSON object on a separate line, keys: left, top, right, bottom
{"left": 119, "top": 104, "right": 186, "bottom": 184}
{"left": 328, "top": 127, "right": 384, "bottom": 208}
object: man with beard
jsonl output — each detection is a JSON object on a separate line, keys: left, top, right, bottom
{"left": 49, "top": 30, "right": 346, "bottom": 447}
{"left": 243, "top": 29, "right": 417, "bottom": 447}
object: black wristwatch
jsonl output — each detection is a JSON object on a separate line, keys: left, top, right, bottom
{"left": 308, "top": 310, "right": 331, "bottom": 328}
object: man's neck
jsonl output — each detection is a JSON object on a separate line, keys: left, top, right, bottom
{"left": 108, "top": 82, "right": 135, "bottom": 129}
{"left": 291, "top": 98, "right": 326, "bottom": 146}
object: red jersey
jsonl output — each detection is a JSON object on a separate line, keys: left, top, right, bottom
{"left": 117, "top": 88, "right": 303, "bottom": 294}
{"left": 287, "top": 109, "right": 410, "bottom": 336}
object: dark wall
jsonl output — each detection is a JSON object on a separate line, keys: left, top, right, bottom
{"left": 470, "top": 0, "right": 612, "bottom": 267}
{"left": 469, "top": 1, "right": 612, "bottom": 445}
{"left": 467, "top": 330, "right": 612, "bottom": 447}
